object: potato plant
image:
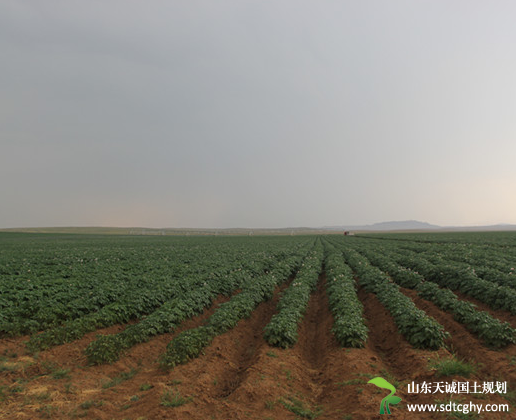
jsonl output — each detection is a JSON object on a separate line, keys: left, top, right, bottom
{"left": 324, "top": 243, "right": 368, "bottom": 347}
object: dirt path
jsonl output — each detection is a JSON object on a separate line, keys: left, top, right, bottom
{"left": 211, "top": 277, "right": 293, "bottom": 399}
{"left": 297, "top": 273, "right": 333, "bottom": 370}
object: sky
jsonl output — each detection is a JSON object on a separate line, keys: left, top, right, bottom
{"left": 1, "top": 0, "right": 516, "bottom": 229}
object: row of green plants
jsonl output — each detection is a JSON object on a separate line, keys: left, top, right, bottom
{"left": 395, "top": 238, "right": 516, "bottom": 274}
{"left": 263, "top": 243, "right": 324, "bottom": 348}
{"left": 85, "top": 285, "right": 223, "bottom": 364}
{"left": 159, "top": 253, "right": 307, "bottom": 368}
{"left": 356, "top": 244, "right": 516, "bottom": 348}
{"left": 323, "top": 242, "right": 368, "bottom": 347}
{"left": 83, "top": 252, "right": 292, "bottom": 364}
{"left": 392, "top": 250, "right": 516, "bottom": 315}
{"left": 394, "top": 241, "right": 516, "bottom": 290}
{"left": 417, "top": 282, "right": 516, "bottom": 348}
{"left": 26, "top": 275, "right": 195, "bottom": 352}
{"left": 472, "top": 265, "right": 516, "bottom": 290}
{"left": 332, "top": 242, "right": 448, "bottom": 350}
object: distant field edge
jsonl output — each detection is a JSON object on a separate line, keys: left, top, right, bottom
{"left": 0, "top": 227, "right": 342, "bottom": 236}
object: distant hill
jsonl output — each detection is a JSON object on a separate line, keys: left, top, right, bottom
{"left": 322, "top": 220, "right": 516, "bottom": 232}
{"left": 323, "top": 220, "right": 440, "bottom": 231}
{"left": 365, "top": 220, "right": 441, "bottom": 230}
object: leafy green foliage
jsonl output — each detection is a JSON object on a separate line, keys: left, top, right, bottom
{"left": 324, "top": 243, "right": 368, "bottom": 347}
{"left": 160, "top": 326, "right": 215, "bottom": 367}
{"left": 264, "top": 244, "right": 323, "bottom": 348}
{"left": 417, "top": 282, "right": 516, "bottom": 348}
{"left": 394, "top": 250, "right": 516, "bottom": 314}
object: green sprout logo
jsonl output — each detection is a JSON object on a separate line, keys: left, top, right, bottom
{"left": 368, "top": 377, "right": 402, "bottom": 414}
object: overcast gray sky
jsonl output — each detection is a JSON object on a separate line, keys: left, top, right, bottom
{"left": 2, "top": 1, "right": 516, "bottom": 228}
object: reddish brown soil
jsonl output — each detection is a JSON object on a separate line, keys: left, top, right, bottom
{"left": 1, "top": 275, "right": 515, "bottom": 420}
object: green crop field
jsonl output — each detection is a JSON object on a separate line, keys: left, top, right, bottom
{"left": 1, "top": 231, "right": 516, "bottom": 419}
